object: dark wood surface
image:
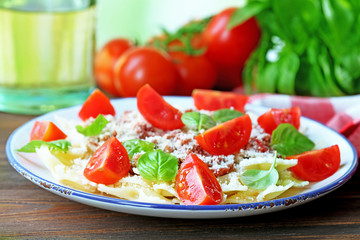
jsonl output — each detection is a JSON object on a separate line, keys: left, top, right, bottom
{"left": 1, "top": 112, "right": 360, "bottom": 239}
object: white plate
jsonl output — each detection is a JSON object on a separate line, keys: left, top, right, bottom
{"left": 6, "top": 97, "right": 358, "bottom": 219}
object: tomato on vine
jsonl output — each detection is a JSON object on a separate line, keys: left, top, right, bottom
{"left": 114, "top": 47, "right": 179, "bottom": 97}
{"left": 148, "top": 19, "right": 217, "bottom": 96}
{"left": 168, "top": 37, "right": 217, "bottom": 95}
{"left": 202, "top": 7, "right": 261, "bottom": 68}
{"left": 94, "top": 39, "right": 133, "bottom": 96}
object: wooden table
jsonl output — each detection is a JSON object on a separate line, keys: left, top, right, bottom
{"left": 1, "top": 112, "right": 360, "bottom": 239}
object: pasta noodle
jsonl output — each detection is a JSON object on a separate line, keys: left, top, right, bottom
{"left": 35, "top": 109, "right": 311, "bottom": 205}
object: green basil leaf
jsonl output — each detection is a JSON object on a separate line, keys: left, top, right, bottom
{"left": 76, "top": 114, "right": 109, "bottom": 136}
{"left": 240, "top": 153, "right": 279, "bottom": 190}
{"left": 318, "top": 45, "right": 345, "bottom": 96}
{"left": 335, "top": 63, "right": 356, "bottom": 94}
{"left": 321, "top": 0, "right": 354, "bottom": 49}
{"left": 272, "top": 0, "right": 320, "bottom": 53}
{"left": 276, "top": 51, "right": 300, "bottom": 95}
{"left": 137, "top": 150, "right": 178, "bottom": 182}
{"left": 17, "top": 140, "right": 71, "bottom": 153}
{"left": 212, "top": 109, "right": 243, "bottom": 123}
{"left": 271, "top": 123, "right": 315, "bottom": 156}
{"left": 228, "top": 0, "right": 270, "bottom": 29}
{"left": 303, "top": 39, "right": 331, "bottom": 97}
{"left": 181, "top": 112, "right": 216, "bottom": 131}
{"left": 294, "top": 57, "right": 312, "bottom": 96}
{"left": 123, "top": 139, "right": 155, "bottom": 158}
{"left": 241, "top": 0, "right": 360, "bottom": 97}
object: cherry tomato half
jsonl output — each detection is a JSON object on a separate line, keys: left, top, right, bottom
{"left": 78, "top": 88, "right": 115, "bottom": 121}
{"left": 192, "top": 89, "right": 249, "bottom": 112}
{"left": 202, "top": 8, "right": 261, "bottom": 68}
{"left": 137, "top": 84, "right": 184, "bottom": 130}
{"left": 94, "top": 39, "right": 133, "bottom": 96}
{"left": 169, "top": 51, "right": 217, "bottom": 96}
{"left": 114, "top": 47, "right": 179, "bottom": 97}
{"left": 84, "top": 137, "right": 131, "bottom": 185}
{"left": 30, "top": 121, "right": 67, "bottom": 142}
{"left": 176, "top": 153, "right": 223, "bottom": 205}
{"left": 195, "top": 114, "right": 252, "bottom": 155}
{"left": 286, "top": 145, "right": 341, "bottom": 182}
{"left": 257, "top": 107, "right": 301, "bottom": 134}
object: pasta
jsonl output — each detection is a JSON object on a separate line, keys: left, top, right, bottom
{"left": 35, "top": 109, "right": 310, "bottom": 205}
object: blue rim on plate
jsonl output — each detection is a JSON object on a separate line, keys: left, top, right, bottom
{"left": 5, "top": 97, "right": 359, "bottom": 218}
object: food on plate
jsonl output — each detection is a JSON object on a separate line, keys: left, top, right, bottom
{"left": 286, "top": 145, "right": 341, "bottom": 182}
{"left": 195, "top": 114, "right": 252, "bottom": 156}
{"left": 78, "top": 88, "right": 116, "bottom": 121}
{"left": 257, "top": 107, "right": 301, "bottom": 134}
{"left": 18, "top": 88, "right": 341, "bottom": 205}
{"left": 176, "top": 153, "right": 223, "bottom": 205}
{"left": 84, "top": 136, "right": 131, "bottom": 185}
{"left": 192, "top": 89, "right": 248, "bottom": 112}
{"left": 30, "top": 121, "right": 67, "bottom": 142}
{"left": 136, "top": 84, "right": 184, "bottom": 130}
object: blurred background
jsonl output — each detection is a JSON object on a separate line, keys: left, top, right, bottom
{"left": 96, "top": 0, "right": 243, "bottom": 48}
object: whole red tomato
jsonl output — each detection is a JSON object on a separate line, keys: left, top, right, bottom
{"left": 114, "top": 47, "right": 179, "bottom": 97}
{"left": 215, "top": 65, "right": 244, "bottom": 90}
{"left": 166, "top": 33, "right": 205, "bottom": 52}
{"left": 202, "top": 8, "right": 261, "bottom": 68}
{"left": 94, "top": 39, "right": 133, "bottom": 96}
{"left": 169, "top": 51, "right": 217, "bottom": 95}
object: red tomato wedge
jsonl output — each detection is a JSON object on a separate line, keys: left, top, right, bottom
{"left": 257, "top": 107, "right": 301, "bottom": 134}
{"left": 137, "top": 84, "right": 184, "bottom": 130}
{"left": 286, "top": 145, "right": 341, "bottom": 182}
{"left": 84, "top": 137, "right": 130, "bottom": 185}
{"left": 192, "top": 89, "right": 248, "bottom": 112}
{"left": 176, "top": 153, "right": 223, "bottom": 205}
{"left": 195, "top": 114, "right": 252, "bottom": 155}
{"left": 78, "top": 89, "right": 115, "bottom": 121}
{"left": 30, "top": 121, "right": 67, "bottom": 142}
